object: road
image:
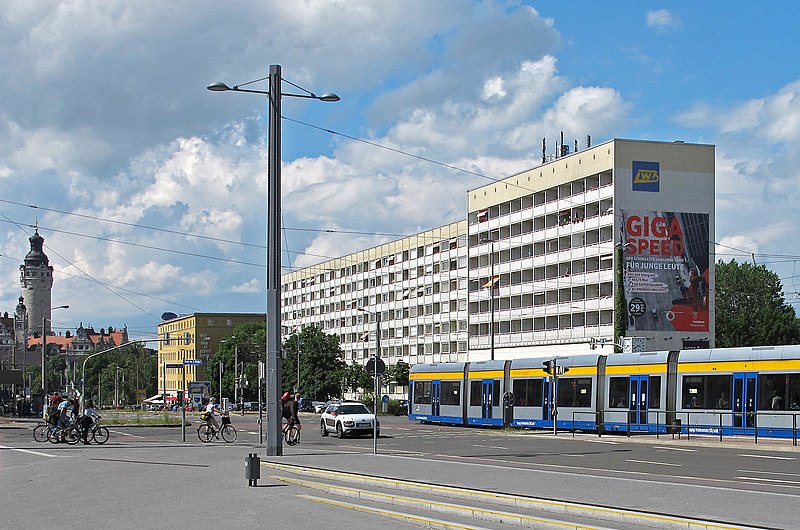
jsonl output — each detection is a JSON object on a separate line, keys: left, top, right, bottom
{"left": 1, "top": 413, "right": 798, "bottom": 528}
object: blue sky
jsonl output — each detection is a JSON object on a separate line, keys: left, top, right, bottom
{"left": 1, "top": 1, "right": 799, "bottom": 339}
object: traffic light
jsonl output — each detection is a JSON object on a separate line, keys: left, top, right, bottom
{"left": 542, "top": 360, "right": 553, "bottom": 374}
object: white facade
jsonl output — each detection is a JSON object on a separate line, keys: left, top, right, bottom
{"left": 281, "top": 138, "right": 715, "bottom": 367}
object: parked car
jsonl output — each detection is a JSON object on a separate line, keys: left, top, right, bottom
{"left": 298, "top": 397, "right": 314, "bottom": 412}
{"left": 244, "top": 401, "right": 258, "bottom": 411}
{"left": 315, "top": 400, "right": 338, "bottom": 413}
{"left": 319, "top": 401, "right": 379, "bottom": 438}
{"left": 395, "top": 399, "right": 409, "bottom": 416}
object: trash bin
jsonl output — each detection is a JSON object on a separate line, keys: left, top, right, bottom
{"left": 669, "top": 418, "right": 682, "bottom": 434}
{"left": 502, "top": 392, "right": 514, "bottom": 427}
{"left": 245, "top": 453, "right": 260, "bottom": 486}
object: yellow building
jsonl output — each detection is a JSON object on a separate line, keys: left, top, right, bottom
{"left": 156, "top": 312, "right": 265, "bottom": 399}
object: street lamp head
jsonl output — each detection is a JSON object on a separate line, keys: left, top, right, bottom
{"left": 318, "top": 92, "right": 340, "bottom": 102}
{"left": 207, "top": 82, "right": 231, "bottom": 92}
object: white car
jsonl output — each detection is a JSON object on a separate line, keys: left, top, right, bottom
{"left": 319, "top": 401, "right": 379, "bottom": 438}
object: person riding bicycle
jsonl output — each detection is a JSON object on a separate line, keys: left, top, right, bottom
{"left": 281, "top": 391, "right": 301, "bottom": 431}
{"left": 79, "top": 399, "right": 99, "bottom": 445}
{"left": 204, "top": 397, "right": 221, "bottom": 433}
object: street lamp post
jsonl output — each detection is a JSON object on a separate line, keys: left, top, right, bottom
{"left": 41, "top": 304, "right": 69, "bottom": 417}
{"left": 208, "top": 65, "right": 339, "bottom": 456}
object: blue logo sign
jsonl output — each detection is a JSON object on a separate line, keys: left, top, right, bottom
{"left": 632, "top": 161, "right": 660, "bottom": 192}
{"left": 183, "top": 359, "right": 202, "bottom": 366}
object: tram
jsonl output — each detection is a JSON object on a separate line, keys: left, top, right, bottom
{"left": 408, "top": 345, "right": 800, "bottom": 438}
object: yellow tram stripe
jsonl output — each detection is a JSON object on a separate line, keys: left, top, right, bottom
{"left": 510, "top": 366, "right": 597, "bottom": 377}
{"left": 409, "top": 371, "right": 464, "bottom": 381}
{"left": 605, "top": 364, "right": 667, "bottom": 375}
{"left": 467, "top": 370, "right": 505, "bottom": 379}
{"left": 677, "top": 359, "right": 800, "bottom": 373}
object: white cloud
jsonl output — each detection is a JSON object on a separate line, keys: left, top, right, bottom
{"left": 231, "top": 279, "right": 260, "bottom": 294}
{"left": 646, "top": 9, "right": 682, "bottom": 33}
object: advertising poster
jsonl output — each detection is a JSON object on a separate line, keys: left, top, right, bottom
{"left": 621, "top": 210, "right": 710, "bottom": 333}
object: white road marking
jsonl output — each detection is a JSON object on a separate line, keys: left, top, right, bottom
{"left": 0, "top": 444, "right": 68, "bottom": 458}
{"left": 625, "top": 459, "right": 682, "bottom": 467}
{"left": 735, "top": 476, "right": 800, "bottom": 486}
{"left": 738, "top": 469, "right": 800, "bottom": 477}
{"left": 583, "top": 439, "right": 619, "bottom": 445}
{"left": 738, "top": 454, "right": 794, "bottom": 461}
{"left": 655, "top": 446, "right": 696, "bottom": 452}
{"left": 473, "top": 444, "right": 508, "bottom": 450}
{"left": 109, "top": 430, "right": 145, "bottom": 439}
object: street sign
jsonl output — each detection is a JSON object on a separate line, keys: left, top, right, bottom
{"left": 366, "top": 357, "right": 386, "bottom": 376}
{"left": 165, "top": 363, "right": 183, "bottom": 369}
{"left": 184, "top": 359, "right": 202, "bottom": 366}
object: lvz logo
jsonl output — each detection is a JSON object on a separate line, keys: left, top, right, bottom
{"left": 632, "top": 161, "right": 660, "bottom": 192}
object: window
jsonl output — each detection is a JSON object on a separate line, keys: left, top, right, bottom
{"left": 469, "top": 381, "right": 482, "bottom": 406}
{"left": 609, "top": 377, "right": 628, "bottom": 408}
{"left": 758, "top": 373, "right": 800, "bottom": 411}
{"left": 413, "top": 381, "right": 431, "bottom": 404}
{"left": 682, "top": 374, "right": 731, "bottom": 409}
{"left": 557, "top": 377, "right": 592, "bottom": 407}
{"left": 440, "top": 381, "right": 461, "bottom": 406}
{"left": 649, "top": 376, "right": 662, "bottom": 408}
{"left": 513, "top": 378, "right": 542, "bottom": 407}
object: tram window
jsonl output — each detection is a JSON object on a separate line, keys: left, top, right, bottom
{"left": 513, "top": 379, "right": 542, "bottom": 406}
{"left": 469, "top": 381, "right": 482, "bottom": 406}
{"left": 557, "top": 377, "right": 592, "bottom": 407}
{"left": 681, "top": 374, "right": 731, "bottom": 409}
{"left": 758, "top": 374, "right": 789, "bottom": 411}
{"left": 440, "top": 381, "right": 461, "bottom": 406}
{"left": 789, "top": 375, "right": 800, "bottom": 410}
{"left": 493, "top": 380, "right": 501, "bottom": 407}
{"left": 413, "top": 381, "right": 431, "bottom": 405}
{"left": 609, "top": 377, "right": 628, "bottom": 408}
{"left": 648, "top": 376, "right": 661, "bottom": 408}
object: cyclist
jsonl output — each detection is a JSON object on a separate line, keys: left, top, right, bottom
{"left": 79, "top": 399, "right": 99, "bottom": 445}
{"left": 281, "top": 391, "right": 301, "bottom": 431}
{"left": 204, "top": 397, "right": 221, "bottom": 434}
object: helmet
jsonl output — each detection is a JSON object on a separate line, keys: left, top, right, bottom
{"left": 210, "top": 397, "right": 217, "bottom": 403}
{"left": 281, "top": 391, "right": 291, "bottom": 401}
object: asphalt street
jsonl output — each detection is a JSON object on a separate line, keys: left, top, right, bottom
{"left": 1, "top": 413, "right": 798, "bottom": 529}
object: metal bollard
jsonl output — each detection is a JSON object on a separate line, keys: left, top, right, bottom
{"left": 245, "top": 453, "right": 260, "bottom": 487}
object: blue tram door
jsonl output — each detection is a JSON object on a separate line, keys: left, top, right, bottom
{"left": 482, "top": 380, "right": 494, "bottom": 420}
{"left": 733, "top": 373, "right": 757, "bottom": 429}
{"left": 542, "top": 378, "right": 552, "bottom": 422}
{"left": 629, "top": 376, "right": 649, "bottom": 429}
{"left": 431, "top": 381, "right": 441, "bottom": 417}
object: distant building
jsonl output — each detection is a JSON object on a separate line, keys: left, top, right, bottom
{"left": 280, "top": 138, "right": 715, "bottom": 370}
{"left": 19, "top": 230, "right": 54, "bottom": 334}
{"left": 156, "top": 312, "right": 266, "bottom": 399}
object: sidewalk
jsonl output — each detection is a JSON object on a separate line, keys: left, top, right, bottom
{"left": 266, "top": 447, "right": 794, "bottom": 529}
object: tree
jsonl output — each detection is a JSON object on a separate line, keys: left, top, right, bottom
{"left": 208, "top": 321, "right": 266, "bottom": 402}
{"left": 282, "top": 326, "right": 346, "bottom": 401}
{"left": 341, "top": 361, "right": 372, "bottom": 397}
{"left": 715, "top": 259, "right": 800, "bottom": 347}
{"left": 385, "top": 360, "right": 409, "bottom": 388}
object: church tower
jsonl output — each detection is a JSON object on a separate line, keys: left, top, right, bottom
{"left": 19, "top": 230, "right": 53, "bottom": 335}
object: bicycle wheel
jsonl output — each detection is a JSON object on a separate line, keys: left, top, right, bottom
{"left": 197, "top": 424, "right": 213, "bottom": 443}
{"left": 220, "top": 424, "right": 237, "bottom": 443}
{"left": 92, "top": 426, "right": 110, "bottom": 445}
{"left": 48, "top": 427, "right": 61, "bottom": 444}
{"left": 33, "top": 424, "right": 49, "bottom": 443}
{"left": 64, "top": 427, "right": 81, "bottom": 445}
{"left": 285, "top": 425, "right": 300, "bottom": 446}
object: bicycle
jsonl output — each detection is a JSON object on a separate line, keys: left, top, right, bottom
{"left": 80, "top": 415, "right": 109, "bottom": 445}
{"left": 47, "top": 423, "right": 81, "bottom": 445}
{"left": 197, "top": 412, "right": 236, "bottom": 443}
{"left": 283, "top": 417, "right": 301, "bottom": 446}
{"left": 33, "top": 421, "right": 51, "bottom": 443}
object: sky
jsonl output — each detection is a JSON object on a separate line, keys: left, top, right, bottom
{"left": 2, "top": 1, "right": 800, "bottom": 341}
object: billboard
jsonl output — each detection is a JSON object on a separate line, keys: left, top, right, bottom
{"left": 622, "top": 210, "right": 710, "bottom": 333}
